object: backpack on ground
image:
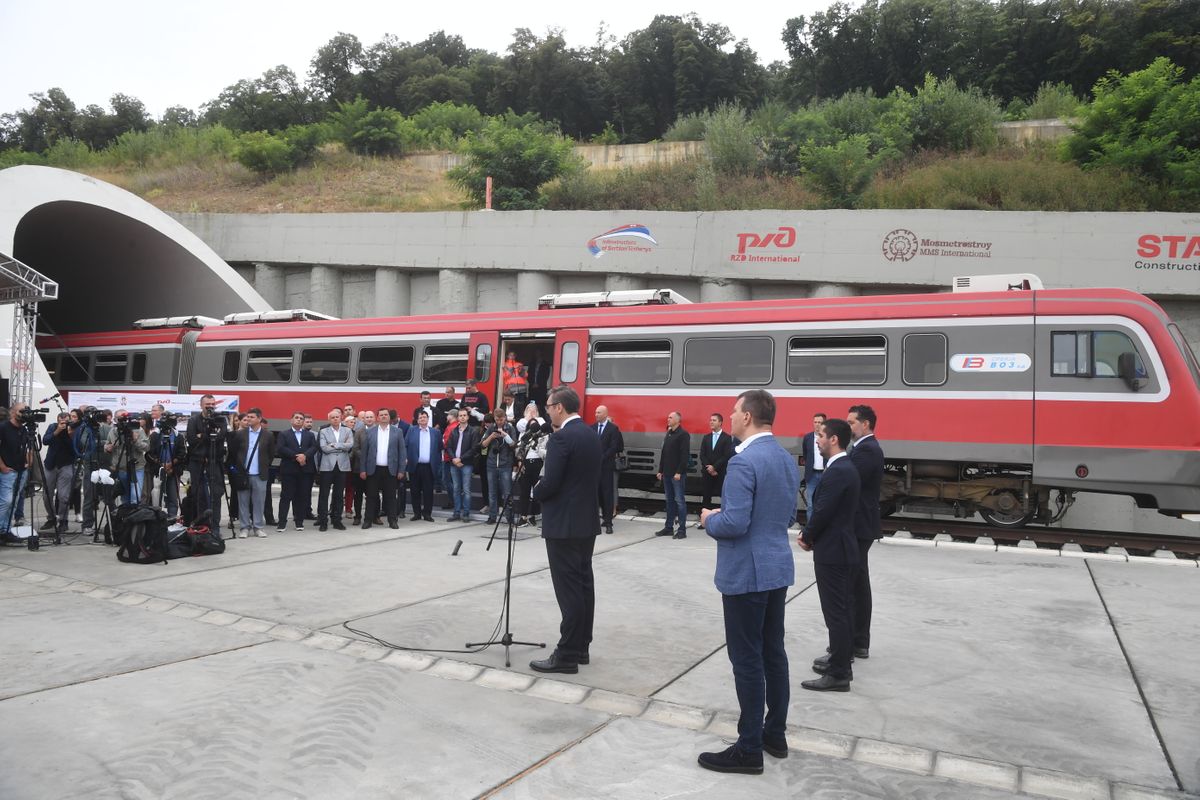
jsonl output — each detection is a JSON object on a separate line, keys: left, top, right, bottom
{"left": 186, "top": 508, "right": 226, "bottom": 556}
{"left": 114, "top": 504, "right": 170, "bottom": 565}
{"left": 165, "top": 524, "right": 193, "bottom": 560}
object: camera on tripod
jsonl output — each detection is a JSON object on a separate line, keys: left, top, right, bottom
{"left": 156, "top": 411, "right": 179, "bottom": 432}
{"left": 116, "top": 412, "right": 149, "bottom": 435}
{"left": 84, "top": 408, "right": 105, "bottom": 428}
{"left": 202, "top": 413, "right": 225, "bottom": 436}
{"left": 17, "top": 406, "right": 47, "bottom": 428}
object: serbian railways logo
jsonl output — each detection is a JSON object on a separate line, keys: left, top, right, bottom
{"left": 882, "top": 229, "right": 919, "bottom": 262}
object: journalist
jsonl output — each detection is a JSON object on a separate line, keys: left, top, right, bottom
{"left": 0, "top": 404, "right": 34, "bottom": 544}
{"left": 185, "top": 394, "right": 229, "bottom": 526}
{"left": 42, "top": 412, "right": 74, "bottom": 537}
{"left": 147, "top": 412, "right": 185, "bottom": 520}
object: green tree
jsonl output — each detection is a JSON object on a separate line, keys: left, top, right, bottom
{"left": 448, "top": 114, "right": 581, "bottom": 209}
{"left": 309, "top": 32, "right": 365, "bottom": 106}
{"left": 16, "top": 88, "right": 77, "bottom": 152}
{"left": 203, "top": 66, "right": 315, "bottom": 132}
{"left": 1065, "top": 57, "right": 1200, "bottom": 208}
{"left": 234, "top": 131, "right": 295, "bottom": 175}
{"left": 798, "top": 134, "right": 879, "bottom": 206}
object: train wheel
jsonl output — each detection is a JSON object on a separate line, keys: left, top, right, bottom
{"left": 979, "top": 490, "right": 1034, "bottom": 529}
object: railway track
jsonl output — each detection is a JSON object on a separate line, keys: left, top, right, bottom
{"left": 619, "top": 495, "right": 1200, "bottom": 559}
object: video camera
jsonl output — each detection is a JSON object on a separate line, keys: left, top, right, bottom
{"left": 156, "top": 411, "right": 179, "bottom": 432}
{"left": 84, "top": 408, "right": 106, "bottom": 428}
{"left": 17, "top": 406, "right": 47, "bottom": 427}
{"left": 116, "top": 412, "right": 149, "bottom": 435}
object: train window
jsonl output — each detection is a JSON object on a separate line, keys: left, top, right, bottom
{"left": 93, "top": 354, "right": 127, "bottom": 383}
{"left": 246, "top": 349, "right": 294, "bottom": 382}
{"left": 787, "top": 335, "right": 886, "bottom": 385}
{"left": 131, "top": 353, "right": 147, "bottom": 383}
{"left": 902, "top": 333, "right": 947, "bottom": 386}
{"left": 1051, "top": 332, "right": 1091, "bottom": 376}
{"left": 222, "top": 350, "right": 241, "bottom": 382}
{"left": 1094, "top": 331, "right": 1146, "bottom": 378}
{"left": 591, "top": 339, "right": 672, "bottom": 384}
{"left": 59, "top": 355, "right": 89, "bottom": 383}
{"left": 1052, "top": 331, "right": 1147, "bottom": 379}
{"left": 358, "top": 346, "right": 414, "bottom": 383}
{"left": 476, "top": 343, "right": 493, "bottom": 382}
{"left": 423, "top": 344, "right": 468, "bottom": 383}
{"left": 560, "top": 341, "right": 579, "bottom": 383}
{"left": 683, "top": 337, "right": 773, "bottom": 385}
{"left": 299, "top": 348, "right": 349, "bottom": 383}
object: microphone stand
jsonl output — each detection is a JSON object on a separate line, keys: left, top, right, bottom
{"left": 465, "top": 440, "right": 545, "bottom": 667}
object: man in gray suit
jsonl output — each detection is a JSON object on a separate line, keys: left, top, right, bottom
{"left": 316, "top": 407, "right": 354, "bottom": 531}
{"left": 697, "top": 389, "right": 801, "bottom": 775}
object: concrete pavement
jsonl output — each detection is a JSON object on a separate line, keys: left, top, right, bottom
{"left": 1, "top": 512, "right": 1197, "bottom": 800}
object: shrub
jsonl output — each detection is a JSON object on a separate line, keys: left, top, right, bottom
{"left": 0, "top": 149, "right": 47, "bottom": 169}
{"left": 234, "top": 131, "right": 295, "bottom": 175}
{"left": 411, "top": 101, "right": 486, "bottom": 149}
{"left": 282, "top": 122, "right": 329, "bottom": 162}
{"left": 449, "top": 116, "right": 581, "bottom": 209}
{"left": 889, "top": 76, "right": 1001, "bottom": 154}
{"left": 704, "top": 103, "right": 759, "bottom": 176}
{"left": 663, "top": 110, "right": 709, "bottom": 142}
{"left": 798, "top": 135, "right": 879, "bottom": 207}
{"left": 1025, "top": 82, "right": 1085, "bottom": 120}
{"left": 590, "top": 122, "right": 620, "bottom": 145}
{"left": 44, "top": 138, "right": 94, "bottom": 169}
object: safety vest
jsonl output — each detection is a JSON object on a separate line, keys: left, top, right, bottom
{"left": 502, "top": 359, "right": 528, "bottom": 390}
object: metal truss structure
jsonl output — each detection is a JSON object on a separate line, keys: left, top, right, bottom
{"left": 0, "top": 252, "right": 59, "bottom": 406}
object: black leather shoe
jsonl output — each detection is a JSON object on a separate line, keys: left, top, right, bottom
{"left": 362, "top": 522, "right": 372, "bottom": 529}
{"left": 812, "top": 661, "right": 853, "bottom": 680}
{"left": 332, "top": 521, "right": 346, "bottom": 530}
{"left": 604, "top": 525, "right": 613, "bottom": 534}
{"left": 352, "top": 516, "right": 361, "bottom": 525}
{"left": 318, "top": 522, "right": 328, "bottom": 532}
{"left": 530, "top": 653, "right": 578, "bottom": 674}
{"left": 813, "top": 652, "right": 855, "bottom": 670}
{"left": 578, "top": 653, "right": 590, "bottom": 665}
{"left": 389, "top": 520, "right": 400, "bottom": 529}
{"left": 673, "top": 531, "right": 687, "bottom": 539}
{"left": 801, "top": 674, "right": 851, "bottom": 692}
{"left": 423, "top": 515, "right": 434, "bottom": 522}
{"left": 410, "top": 515, "right": 421, "bottom": 521}
{"left": 855, "top": 647, "right": 870, "bottom": 659}
{"left": 697, "top": 744, "right": 763, "bottom": 775}
{"left": 654, "top": 528, "right": 673, "bottom": 536}
{"left": 763, "top": 738, "right": 788, "bottom": 759}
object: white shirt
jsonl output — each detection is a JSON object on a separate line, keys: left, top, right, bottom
{"left": 417, "top": 427, "right": 432, "bottom": 463}
{"left": 811, "top": 436, "right": 825, "bottom": 471}
{"left": 734, "top": 431, "right": 773, "bottom": 454}
{"left": 559, "top": 414, "right": 581, "bottom": 429}
{"left": 825, "top": 451, "right": 848, "bottom": 468}
{"left": 375, "top": 425, "right": 390, "bottom": 467}
{"left": 850, "top": 432, "right": 874, "bottom": 451}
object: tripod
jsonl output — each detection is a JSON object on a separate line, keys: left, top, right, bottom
{"left": 466, "top": 458, "right": 545, "bottom": 666}
{"left": 5, "top": 423, "right": 40, "bottom": 550}
{"left": 191, "top": 415, "right": 232, "bottom": 538}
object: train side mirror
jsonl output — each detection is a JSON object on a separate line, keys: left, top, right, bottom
{"left": 1118, "top": 352, "right": 1144, "bottom": 392}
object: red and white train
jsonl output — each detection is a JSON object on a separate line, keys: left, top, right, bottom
{"left": 36, "top": 280, "right": 1200, "bottom": 529}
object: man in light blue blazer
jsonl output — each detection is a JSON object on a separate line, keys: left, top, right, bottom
{"left": 697, "top": 389, "right": 800, "bottom": 776}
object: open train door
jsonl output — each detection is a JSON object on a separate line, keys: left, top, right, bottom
{"left": 554, "top": 329, "right": 588, "bottom": 408}
{"left": 468, "top": 330, "right": 500, "bottom": 407}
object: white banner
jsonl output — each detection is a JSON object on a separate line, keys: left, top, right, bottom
{"left": 65, "top": 392, "right": 239, "bottom": 414}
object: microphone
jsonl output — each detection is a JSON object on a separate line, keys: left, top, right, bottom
{"left": 39, "top": 392, "right": 61, "bottom": 404}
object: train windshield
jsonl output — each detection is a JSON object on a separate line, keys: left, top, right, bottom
{"left": 1168, "top": 323, "right": 1200, "bottom": 388}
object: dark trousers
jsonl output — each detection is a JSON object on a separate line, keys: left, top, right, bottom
{"left": 364, "top": 470, "right": 397, "bottom": 523}
{"left": 188, "top": 462, "right": 225, "bottom": 526}
{"left": 264, "top": 468, "right": 277, "bottom": 525}
{"left": 409, "top": 463, "right": 434, "bottom": 517}
{"left": 517, "top": 459, "right": 542, "bottom": 518}
{"left": 317, "top": 468, "right": 347, "bottom": 525}
{"left": 851, "top": 538, "right": 874, "bottom": 650}
{"left": 598, "top": 465, "right": 616, "bottom": 524}
{"left": 701, "top": 472, "right": 724, "bottom": 508}
{"left": 344, "top": 475, "right": 355, "bottom": 514}
{"left": 394, "top": 475, "right": 408, "bottom": 516}
{"left": 544, "top": 536, "right": 596, "bottom": 661}
{"left": 722, "top": 587, "right": 789, "bottom": 754}
{"left": 278, "top": 471, "right": 314, "bottom": 526}
{"left": 476, "top": 455, "right": 488, "bottom": 512}
{"left": 815, "top": 562, "right": 854, "bottom": 679}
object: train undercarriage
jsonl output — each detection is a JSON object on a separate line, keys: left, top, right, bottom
{"left": 881, "top": 461, "right": 1074, "bottom": 529}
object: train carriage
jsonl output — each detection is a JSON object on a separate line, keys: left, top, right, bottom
{"left": 37, "top": 280, "right": 1200, "bottom": 530}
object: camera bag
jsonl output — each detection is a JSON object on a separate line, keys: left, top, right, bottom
{"left": 114, "top": 504, "right": 170, "bottom": 565}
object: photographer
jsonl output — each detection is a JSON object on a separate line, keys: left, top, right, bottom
{"left": 42, "top": 412, "right": 74, "bottom": 536}
{"left": 73, "top": 406, "right": 104, "bottom": 535}
{"left": 185, "top": 394, "right": 229, "bottom": 526}
{"left": 105, "top": 412, "right": 150, "bottom": 504}
{"left": 0, "top": 403, "right": 34, "bottom": 544}
{"left": 482, "top": 408, "right": 517, "bottom": 525}
{"left": 514, "top": 405, "right": 548, "bottom": 527}
{"left": 147, "top": 412, "right": 185, "bottom": 520}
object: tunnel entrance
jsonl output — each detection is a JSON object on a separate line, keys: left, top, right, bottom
{"left": 14, "top": 201, "right": 255, "bottom": 335}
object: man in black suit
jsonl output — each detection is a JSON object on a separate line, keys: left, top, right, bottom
{"left": 698, "top": 412, "right": 734, "bottom": 526}
{"left": 275, "top": 411, "right": 318, "bottom": 531}
{"left": 845, "top": 404, "right": 884, "bottom": 659}
{"left": 593, "top": 405, "right": 624, "bottom": 535}
{"left": 530, "top": 385, "right": 603, "bottom": 675}
{"left": 797, "top": 417, "right": 860, "bottom": 692}
{"left": 184, "top": 394, "right": 229, "bottom": 527}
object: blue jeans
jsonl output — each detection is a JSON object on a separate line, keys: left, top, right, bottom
{"left": 450, "top": 463, "right": 473, "bottom": 517}
{"left": 487, "top": 462, "right": 512, "bottom": 520}
{"left": 804, "top": 471, "right": 823, "bottom": 511}
{"left": 442, "top": 461, "right": 453, "bottom": 497}
{"left": 118, "top": 469, "right": 145, "bottom": 505}
{"left": 723, "top": 587, "right": 789, "bottom": 754}
{"left": 0, "top": 469, "right": 28, "bottom": 531}
{"left": 663, "top": 475, "right": 686, "bottom": 532}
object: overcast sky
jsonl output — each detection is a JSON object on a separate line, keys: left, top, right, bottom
{"left": 1, "top": 1, "right": 823, "bottom": 118}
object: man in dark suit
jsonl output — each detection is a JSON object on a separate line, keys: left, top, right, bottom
{"left": 656, "top": 411, "right": 690, "bottom": 539}
{"left": 698, "top": 412, "right": 734, "bottom": 525}
{"left": 275, "top": 411, "right": 318, "bottom": 531}
{"left": 359, "top": 408, "right": 407, "bottom": 528}
{"left": 845, "top": 404, "right": 884, "bottom": 659}
{"left": 593, "top": 405, "right": 624, "bottom": 534}
{"left": 798, "top": 417, "right": 860, "bottom": 692}
{"left": 697, "top": 390, "right": 800, "bottom": 775}
{"left": 227, "top": 407, "right": 275, "bottom": 536}
{"left": 530, "top": 385, "right": 602, "bottom": 674}
{"left": 801, "top": 412, "right": 828, "bottom": 511}
{"left": 404, "top": 410, "right": 442, "bottom": 521}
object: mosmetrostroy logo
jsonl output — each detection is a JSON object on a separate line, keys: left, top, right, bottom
{"left": 586, "top": 224, "right": 658, "bottom": 258}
